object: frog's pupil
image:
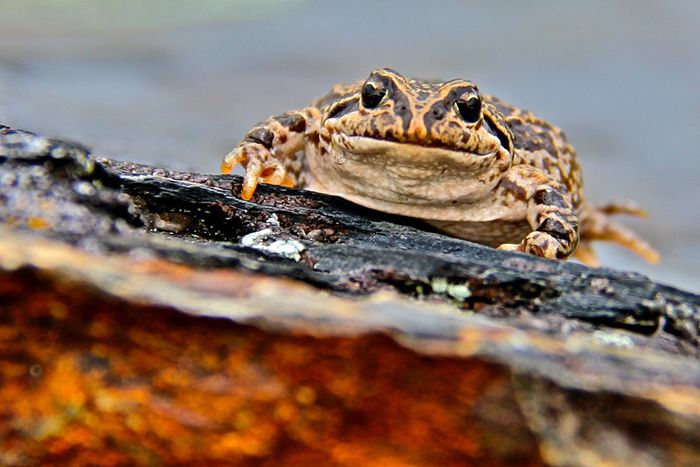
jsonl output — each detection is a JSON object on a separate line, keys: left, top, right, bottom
{"left": 455, "top": 96, "right": 481, "bottom": 123}
{"left": 362, "top": 82, "right": 385, "bottom": 108}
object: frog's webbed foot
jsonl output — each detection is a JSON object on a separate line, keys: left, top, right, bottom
{"left": 580, "top": 202, "right": 659, "bottom": 264}
{"left": 498, "top": 183, "right": 579, "bottom": 260}
{"left": 498, "top": 230, "right": 573, "bottom": 259}
{"left": 222, "top": 109, "right": 318, "bottom": 200}
{"left": 222, "top": 143, "right": 290, "bottom": 200}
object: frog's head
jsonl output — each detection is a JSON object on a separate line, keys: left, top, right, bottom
{"left": 316, "top": 69, "right": 515, "bottom": 216}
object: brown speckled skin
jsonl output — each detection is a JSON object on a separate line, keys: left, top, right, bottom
{"left": 223, "top": 69, "right": 657, "bottom": 264}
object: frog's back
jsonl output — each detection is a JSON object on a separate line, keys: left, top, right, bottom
{"left": 487, "top": 96, "right": 583, "bottom": 210}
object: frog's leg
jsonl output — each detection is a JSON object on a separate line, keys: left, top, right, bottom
{"left": 497, "top": 168, "right": 579, "bottom": 260}
{"left": 222, "top": 107, "right": 321, "bottom": 200}
{"left": 578, "top": 202, "right": 659, "bottom": 264}
{"left": 572, "top": 240, "right": 599, "bottom": 266}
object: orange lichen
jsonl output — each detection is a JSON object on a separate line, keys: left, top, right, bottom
{"left": 26, "top": 217, "right": 51, "bottom": 230}
{"left": 0, "top": 270, "right": 542, "bottom": 466}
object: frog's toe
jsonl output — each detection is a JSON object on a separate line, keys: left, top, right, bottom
{"left": 221, "top": 147, "right": 246, "bottom": 174}
{"left": 221, "top": 156, "right": 236, "bottom": 174}
{"left": 596, "top": 202, "right": 648, "bottom": 218}
{"left": 498, "top": 231, "right": 562, "bottom": 260}
{"left": 497, "top": 242, "right": 525, "bottom": 253}
{"left": 260, "top": 165, "right": 287, "bottom": 185}
{"left": 241, "top": 158, "right": 263, "bottom": 201}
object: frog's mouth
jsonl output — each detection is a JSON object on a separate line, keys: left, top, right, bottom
{"left": 332, "top": 133, "right": 500, "bottom": 168}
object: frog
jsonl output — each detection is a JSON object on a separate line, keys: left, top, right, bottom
{"left": 221, "top": 68, "right": 658, "bottom": 265}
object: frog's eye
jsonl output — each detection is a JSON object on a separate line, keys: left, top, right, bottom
{"left": 454, "top": 94, "right": 482, "bottom": 123}
{"left": 361, "top": 81, "right": 387, "bottom": 109}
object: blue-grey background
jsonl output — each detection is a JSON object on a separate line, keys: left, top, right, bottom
{"left": 1, "top": 0, "right": 698, "bottom": 292}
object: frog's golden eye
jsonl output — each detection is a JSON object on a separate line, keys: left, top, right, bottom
{"left": 361, "top": 81, "right": 387, "bottom": 109}
{"left": 454, "top": 94, "right": 482, "bottom": 123}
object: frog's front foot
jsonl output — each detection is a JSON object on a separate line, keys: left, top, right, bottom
{"left": 498, "top": 231, "right": 569, "bottom": 260}
{"left": 221, "top": 143, "right": 288, "bottom": 200}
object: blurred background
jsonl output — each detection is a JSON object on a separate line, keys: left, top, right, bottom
{"left": 0, "top": 0, "right": 697, "bottom": 292}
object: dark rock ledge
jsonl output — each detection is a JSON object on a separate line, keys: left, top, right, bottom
{"left": 1, "top": 124, "right": 699, "bottom": 466}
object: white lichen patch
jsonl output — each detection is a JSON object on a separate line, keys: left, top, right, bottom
{"left": 240, "top": 228, "right": 305, "bottom": 262}
{"left": 431, "top": 278, "right": 448, "bottom": 294}
{"left": 446, "top": 283, "right": 471, "bottom": 300}
{"left": 591, "top": 330, "right": 635, "bottom": 349}
{"left": 265, "top": 239, "right": 306, "bottom": 262}
{"left": 266, "top": 213, "right": 280, "bottom": 227}
{"left": 429, "top": 277, "right": 471, "bottom": 301}
{"left": 240, "top": 228, "right": 274, "bottom": 247}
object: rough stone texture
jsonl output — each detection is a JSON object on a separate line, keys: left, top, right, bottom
{"left": 1, "top": 125, "right": 699, "bottom": 466}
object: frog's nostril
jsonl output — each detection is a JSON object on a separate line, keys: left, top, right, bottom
{"left": 431, "top": 107, "right": 445, "bottom": 120}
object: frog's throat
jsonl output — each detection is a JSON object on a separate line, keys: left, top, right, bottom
{"left": 304, "top": 133, "right": 512, "bottom": 220}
